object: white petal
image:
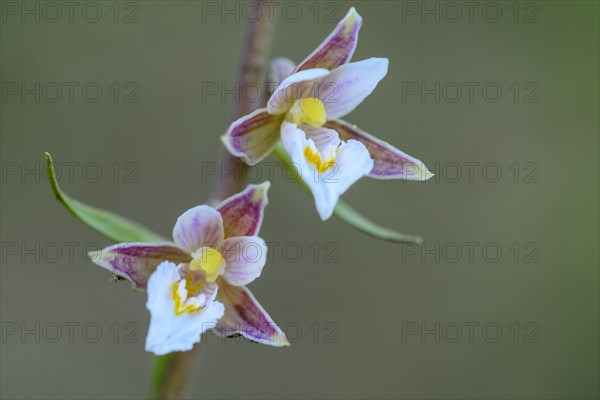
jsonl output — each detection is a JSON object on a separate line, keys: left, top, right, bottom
{"left": 267, "top": 68, "right": 330, "bottom": 115}
{"left": 317, "top": 58, "right": 388, "bottom": 119}
{"left": 331, "top": 139, "right": 375, "bottom": 196}
{"left": 268, "top": 57, "right": 296, "bottom": 86}
{"left": 307, "top": 127, "right": 341, "bottom": 155}
{"left": 172, "top": 205, "right": 224, "bottom": 254}
{"left": 145, "top": 262, "right": 224, "bottom": 355}
{"left": 281, "top": 122, "right": 373, "bottom": 220}
{"left": 220, "top": 236, "right": 267, "bottom": 286}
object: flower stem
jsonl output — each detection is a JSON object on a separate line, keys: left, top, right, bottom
{"left": 149, "top": 345, "right": 206, "bottom": 400}
{"left": 148, "top": 355, "right": 170, "bottom": 399}
{"left": 149, "top": 1, "right": 276, "bottom": 398}
{"left": 210, "top": 0, "right": 276, "bottom": 203}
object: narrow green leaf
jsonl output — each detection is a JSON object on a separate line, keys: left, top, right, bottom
{"left": 333, "top": 200, "right": 423, "bottom": 244}
{"left": 272, "top": 143, "right": 423, "bottom": 244}
{"left": 44, "top": 152, "right": 167, "bottom": 243}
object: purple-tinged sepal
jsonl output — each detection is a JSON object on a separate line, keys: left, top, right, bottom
{"left": 215, "top": 279, "right": 289, "bottom": 347}
{"left": 326, "top": 119, "right": 434, "bottom": 180}
{"left": 295, "top": 7, "right": 362, "bottom": 72}
{"left": 88, "top": 242, "right": 191, "bottom": 289}
{"left": 216, "top": 182, "right": 270, "bottom": 238}
{"left": 221, "top": 108, "right": 284, "bottom": 165}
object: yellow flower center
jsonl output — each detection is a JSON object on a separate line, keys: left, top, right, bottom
{"left": 291, "top": 98, "right": 327, "bottom": 129}
{"left": 189, "top": 247, "right": 223, "bottom": 282}
{"left": 171, "top": 276, "right": 204, "bottom": 315}
{"left": 304, "top": 145, "right": 336, "bottom": 173}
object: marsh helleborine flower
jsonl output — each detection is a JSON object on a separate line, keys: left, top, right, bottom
{"left": 89, "top": 183, "right": 288, "bottom": 355}
{"left": 222, "top": 7, "right": 433, "bottom": 221}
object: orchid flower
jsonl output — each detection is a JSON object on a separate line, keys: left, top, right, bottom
{"left": 222, "top": 7, "right": 433, "bottom": 221}
{"left": 89, "top": 182, "right": 288, "bottom": 355}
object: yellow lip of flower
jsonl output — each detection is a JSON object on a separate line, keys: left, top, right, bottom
{"left": 304, "top": 145, "right": 336, "bottom": 174}
{"left": 189, "top": 247, "right": 224, "bottom": 282}
{"left": 290, "top": 98, "right": 327, "bottom": 129}
{"left": 171, "top": 279, "right": 204, "bottom": 316}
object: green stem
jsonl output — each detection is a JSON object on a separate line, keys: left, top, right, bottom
{"left": 149, "top": 355, "right": 170, "bottom": 400}
{"left": 149, "top": 345, "right": 206, "bottom": 400}
{"left": 209, "top": 0, "right": 276, "bottom": 204}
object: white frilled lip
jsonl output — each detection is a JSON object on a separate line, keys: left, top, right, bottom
{"left": 145, "top": 261, "right": 225, "bottom": 355}
{"left": 280, "top": 122, "right": 373, "bottom": 220}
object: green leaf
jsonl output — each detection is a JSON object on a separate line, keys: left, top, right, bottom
{"left": 272, "top": 143, "right": 423, "bottom": 244}
{"left": 44, "top": 152, "right": 167, "bottom": 243}
{"left": 333, "top": 200, "right": 423, "bottom": 244}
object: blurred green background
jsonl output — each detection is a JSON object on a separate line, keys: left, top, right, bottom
{"left": 1, "top": 1, "right": 598, "bottom": 398}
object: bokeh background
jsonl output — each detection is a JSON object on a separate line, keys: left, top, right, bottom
{"left": 1, "top": 1, "right": 598, "bottom": 398}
